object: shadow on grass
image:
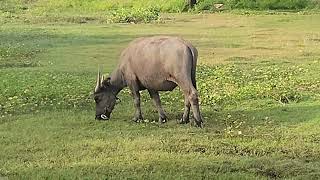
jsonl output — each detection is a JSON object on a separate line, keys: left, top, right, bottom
{"left": 0, "top": 27, "right": 138, "bottom": 69}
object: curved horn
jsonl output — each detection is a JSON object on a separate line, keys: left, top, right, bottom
{"left": 95, "top": 68, "right": 101, "bottom": 92}
{"left": 101, "top": 75, "right": 105, "bottom": 86}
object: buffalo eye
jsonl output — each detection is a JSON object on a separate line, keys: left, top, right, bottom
{"left": 94, "top": 97, "right": 100, "bottom": 103}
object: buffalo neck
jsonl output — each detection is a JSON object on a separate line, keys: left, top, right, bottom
{"left": 110, "top": 68, "right": 126, "bottom": 94}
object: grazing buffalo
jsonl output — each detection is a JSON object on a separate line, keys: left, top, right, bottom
{"left": 93, "top": 36, "right": 203, "bottom": 127}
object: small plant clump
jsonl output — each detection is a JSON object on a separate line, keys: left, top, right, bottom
{"left": 108, "top": 7, "right": 160, "bottom": 24}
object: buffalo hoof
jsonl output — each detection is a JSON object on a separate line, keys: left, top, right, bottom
{"left": 195, "top": 121, "right": 204, "bottom": 128}
{"left": 96, "top": 114, "right": 109, "bottom": 121}
{"left": 132, "top": 116, "right": 143, "bottom": 123}
{"left": 177, "top": 118, "right": 190, "bottom": 124}
{"left": 159, "top": 117, "right": 167, "bottom": 124}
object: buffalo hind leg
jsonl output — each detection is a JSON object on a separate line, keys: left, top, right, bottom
{"left": 188, "top": 89, "right": 203, "bottom": 128}
{"left": 131, "top": 90, "right": 143, "bottom": 122}
{"left": 148, "top": 90, "right": 167, "bottom": 123}
{"left": 178, "top": 96, "right": 190, "bottom": 124}
{"left": 180, "top": 82, "right": 203, "bottom": 128}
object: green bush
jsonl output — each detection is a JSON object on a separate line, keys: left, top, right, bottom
{"left": 109, "top": 7, "right": 160, "bottom": 23}
{"left": 195, "top": 0, "right": 221, "bottom": 11}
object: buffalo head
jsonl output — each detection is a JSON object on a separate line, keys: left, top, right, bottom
{"left": 93, "top": 69, "right": 117, "bottom": 120}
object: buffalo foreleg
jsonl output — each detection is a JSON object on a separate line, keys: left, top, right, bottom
{"left": 131, "top": 90, "right": 143, "bottom": 122}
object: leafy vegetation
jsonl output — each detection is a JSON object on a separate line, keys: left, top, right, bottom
{"left": 198, "top": 63, "right": 306, "bottom": 105}
{"left": 109, "top": 7, "right": 160, "bottom": 23}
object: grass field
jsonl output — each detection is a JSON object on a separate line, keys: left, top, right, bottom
{"left": 1, "top": 12, "right": 320, "bottom": 179}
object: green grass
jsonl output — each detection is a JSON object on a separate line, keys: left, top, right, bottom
{"left": 1, "top": 13, "right": 320, "bottom": 179}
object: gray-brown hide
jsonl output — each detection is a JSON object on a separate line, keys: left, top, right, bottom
{"left": 94, "top": 36, "right": 203, "bottom": 127}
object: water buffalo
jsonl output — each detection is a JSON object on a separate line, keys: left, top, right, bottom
{"left": 93, "top": 36, "right": 203, "bottom": 127}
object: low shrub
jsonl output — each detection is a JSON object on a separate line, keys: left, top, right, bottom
{"left": 109, "top": 7, "right": 160, "bottom": 23}
{"left": 195, "top": 0, "right": 223, "bottom": 11}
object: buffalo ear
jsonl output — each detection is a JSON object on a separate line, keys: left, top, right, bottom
{"left": 107, "top": 77, "right": 111, "bottom": 85}
{"left": 102, "top": 77, "right": 111, "bottom": 87}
